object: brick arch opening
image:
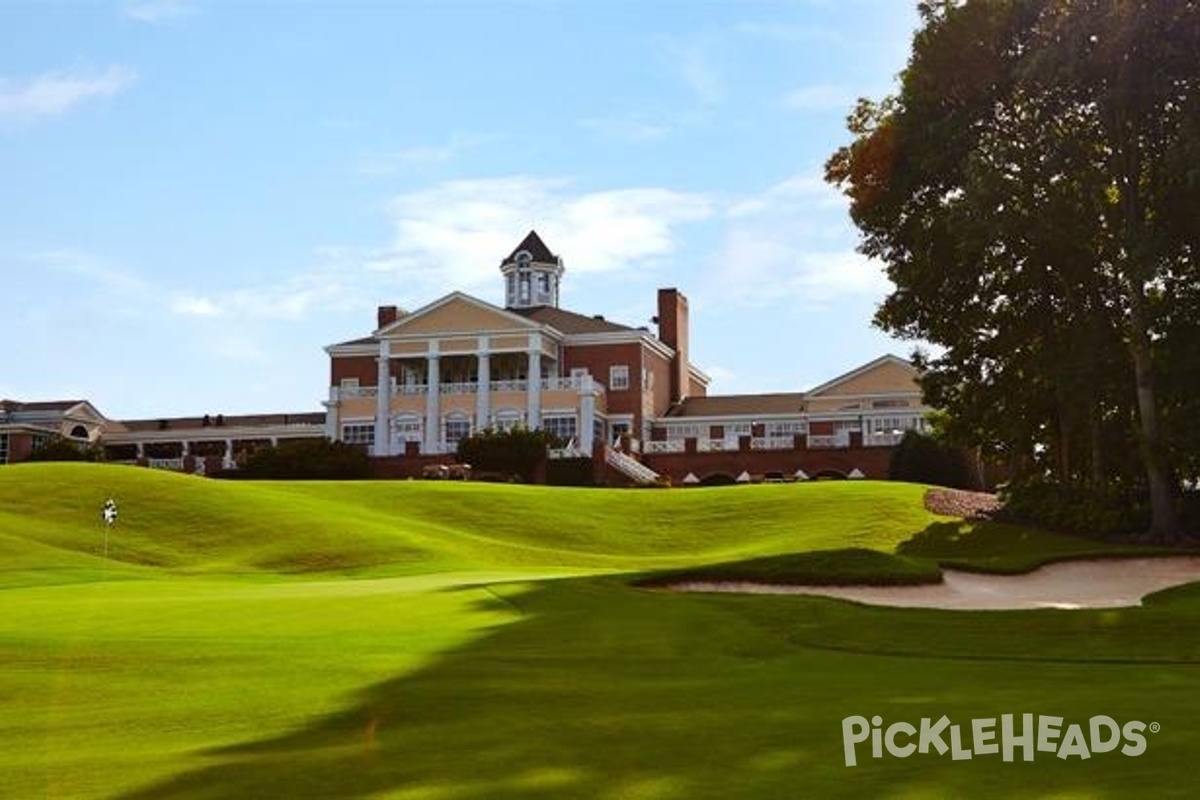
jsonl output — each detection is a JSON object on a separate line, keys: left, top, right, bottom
{"left": 699, "top": 473, "right": 737, "bottom": 487}
{"left": 810, "top": 469, "right": 848, "bottom": 480}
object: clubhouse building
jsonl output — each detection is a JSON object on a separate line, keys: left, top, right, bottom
{"left": 2, "top": 232, "right": 930, "bottom": 484}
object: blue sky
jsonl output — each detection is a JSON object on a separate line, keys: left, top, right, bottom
{"left": 2, "top": 0, "right": 920, "bottom": 419}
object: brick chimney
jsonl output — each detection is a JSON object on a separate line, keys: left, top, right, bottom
{"left": 656, "top": 288, "right": 690, "bottom": 404}
{"left": 377, "top": 305, "right": 400, "bottom": 329}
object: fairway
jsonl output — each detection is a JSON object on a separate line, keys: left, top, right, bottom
{"left": 2, "top": 464, "right": 1198, "bottom": 799}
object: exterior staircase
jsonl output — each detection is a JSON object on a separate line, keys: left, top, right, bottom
{"left": 604, "top": 446, "right": 660, "bottom": 486}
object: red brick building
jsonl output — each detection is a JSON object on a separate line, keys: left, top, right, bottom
{"left": 324, "top": 231, "right": 931, "bottom": 483}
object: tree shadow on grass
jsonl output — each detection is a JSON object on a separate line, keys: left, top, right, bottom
{"left": 115, "top": 577, "right": 1172, "bottom": 800}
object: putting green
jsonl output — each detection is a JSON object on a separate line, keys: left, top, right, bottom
{"left": 0, "top": 464, "right": 1196, "bottom": 799}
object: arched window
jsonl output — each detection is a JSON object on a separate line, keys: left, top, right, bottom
{"left": 443, "top": 412, "right": 471, "bottom": 447}
{"left": 69, "top": 425, "right": 89, "bottom": 440}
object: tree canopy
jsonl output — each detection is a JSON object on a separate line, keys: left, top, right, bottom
{"left": 827, "top": 0, "right": 1200, "bottom": 538}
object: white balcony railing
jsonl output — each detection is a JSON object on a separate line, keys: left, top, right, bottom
{"left": 697, "top": 438, "right": 735, "bottom": 452}
{"left": 751, "top": 436, "right": 796, "bottom": 451}
{"left": 643, "top": 440, "right": 685, "bottom": 454}
{"left": 439, "top": 382, "right": 478, "bottom": 395}
{"left": 490, "top": 379, "right": 528, "bottom": 392}
{"left": 865, "top": 431, "right": 905, "bottom": 447}
{"left": 808, "top": 431, "right": 851, "bottom": 449}
{"left": 148, "top": 457, "right": 185, "bottom": 470}
{"left": 395, "top": 384, "right": 428, "bottom": 396}
{"left": 339, "top": 386, "right": 378, "bottom": 399}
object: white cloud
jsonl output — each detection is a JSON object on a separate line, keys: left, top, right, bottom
{"left": 355, "top": 133, "right": 493, "bottom": 176}
{"left": 781, "top": 84, "right": 854, "bottom": 112}
{"left": 171, "top": 295, "right": 222, "bottom": 317}
{"left": 359, "top": 176, "right": 712, "bottom": 299}
{"left": 734, "top": 21, "right": 843, "bottom": 45}
{"left": 664, "top": 39, "right": 723, "bottom": 108}
{"left": 0, "top": 66, "right": 136, "bottom": 122}
{"left": 579, "top": 115, "right": 670, "bottom": 143}
{"left": 121, "top": 0, "right": 194, "bottom": 23}
{"left": 702, "top": 170, "right": 892, "bottom": 309}
{"left": 170, "top": 270, "right": 364, "bottom": 322}
{"left": 21, "top": 248, "right": 151, "bottom": 294}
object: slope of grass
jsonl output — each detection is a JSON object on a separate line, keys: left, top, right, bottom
{"left": 3, "top": 463, "right": 1199, "bottom": 799}
{"left": 0, "top": 463, "right": 951, "bottom": 582}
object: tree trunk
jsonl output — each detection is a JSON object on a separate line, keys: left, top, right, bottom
{"left": 1126, "top": 284, "right": 1181, "bottom": 539}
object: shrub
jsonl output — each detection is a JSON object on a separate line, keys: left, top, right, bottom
{"left": 25, "top": 436, "right": 98, "bottom": 462}
{"left": 456, "top": 427, "right": 563, "bottom": 483}
{"left": 238, "top": 438, "right": 370, "bottom": 480}
{"left": 888, "top": 431, "right": 977, "bottom": 489}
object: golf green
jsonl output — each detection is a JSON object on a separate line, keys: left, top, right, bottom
{"left": 1, "top": 463, "right": 1195, "bottom": 798}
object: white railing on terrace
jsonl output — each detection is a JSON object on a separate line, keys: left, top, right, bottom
{"left": 396, "top": 384, "right": 428, "bottom": 395}
{"left": 439, "top": 382, "right": 478, "bottom": 395}
{"left": 866, "top": 431, "right": 905, "bottom": 447}
{"left": 751, "top": 436, "right": 796, "bottom": 451}
{"left": 605, "top": 447, "right": 660, "bottom": 486}
{"left": 540, "top": 376, "right": 582, "bottom": 391}
{"left": 490, "top": 379, "right": 528, "bottom": 392}
{"left": 697, "top": 438, "right": 735, "bottom": 452}
{"left": 808, "top": 431, "right": 851, "bottom": 449}
{"left": 148, "top": 457, "right": 184, "bottom": 470}
{"left": 644, "top": 440, "right": 685, "bottom": 454}
{"left": 339, "top": 386, "right": 378, "bottom": 399}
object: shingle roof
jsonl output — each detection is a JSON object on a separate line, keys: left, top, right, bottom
{"left": 116, "top": 411, "right": 325, "bottom": 432}
{"left": 511, "top": 305, "right": 638, "bottom": 335}
{"left": 502, "top": 230, "right": 558, "bottom": 265}
{"left": 330, "top": 335, "right": 378, "bottom": 348}
{"left": 666, "top": 393, "right": 806, "bottom": 418}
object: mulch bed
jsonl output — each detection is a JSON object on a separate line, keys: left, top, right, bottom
{"left": 924, "top": 488, "right": 1003, "bottom": 520}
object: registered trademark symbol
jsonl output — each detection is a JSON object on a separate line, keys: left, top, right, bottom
{"left": 1149, "top": 722, "right": 1161, "bottom": 733}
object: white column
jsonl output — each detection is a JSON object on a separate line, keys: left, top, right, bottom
{"left": 476, "top": 336, "right": 491, "bottom": 432}
{"left": 324, "top": 386, "right": 339, "bottom": 440}
{"left": 424, "top": 342, "right": 441, "bottom": 453}
{"left": 579, "top": 374, "right": 595, "bottom": 454}
{"left": 526, "top": 334, "right": 542, "bottom": 431}
{"left": 136, "top": 441, "right": 145, "bottom": 459}
{"left": 374, "top": 340, "right": 392, "bottom": 457}
{"left": 223, "top": 439, "right": 233, "bottom": 469}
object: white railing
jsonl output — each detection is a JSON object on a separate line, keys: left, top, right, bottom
{"left": 439, "top": 382, "right": 478, "bottom": 395}
{"left": 396, "top": 384, "right": 428, "bottom": 396}
{"left": 751, "top": 436, "right": 796, "bottom": 451}
{"left": 540, "top": 376, "right": 581, "bottom": 391}
{"left": 339, "top": 386, "right": 378, "bottom": 399}
{"left": 808, "top": 431, "right": 851, "bottom": 449}
{"left": 697, "top": 438, "right": 734, "bottom": 452}
{"left": 605, "top": 447, "right": 660, "bottom": 486}
{"left": 490, "top": 379, "right": 528, "bottom": 392}
{"left": 644, "top": 440, "right": 685, "bottom": 454}
{"left": 866, "top": 431, "right": 905, "bottom": 447}
{"left": 148, "top": 457, "right": 184, "bottom": 470}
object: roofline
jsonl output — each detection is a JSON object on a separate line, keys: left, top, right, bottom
{"left": 805, "top": 354, "right": 916, "bottom": 397}
{"left": 374, "top": 291, "right": 546, "bottom": 337}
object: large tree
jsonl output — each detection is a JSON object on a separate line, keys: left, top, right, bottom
{"left": 827, "top": 0, "right": 1200, "bottom": 538}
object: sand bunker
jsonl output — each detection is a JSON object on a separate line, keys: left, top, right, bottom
{"left": 669, "top": 557, "right": 1200, "bottom": 610}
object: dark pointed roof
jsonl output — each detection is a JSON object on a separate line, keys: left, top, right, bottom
{"left": 511, "top": 305, "right": 636, "bottom": 334}
{"left": 502, "top": 230, "right": 558, "bottom": 265}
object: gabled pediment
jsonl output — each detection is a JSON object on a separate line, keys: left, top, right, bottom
{"left": 377, "top": 292, "right": 545, "bottom": 338}
{"left": 806, "top": 355, "right": 920, "bottom": 398}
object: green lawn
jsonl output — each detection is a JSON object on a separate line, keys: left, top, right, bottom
{"left": 0, "top": 463, "right": 1197, "bottom": 799}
